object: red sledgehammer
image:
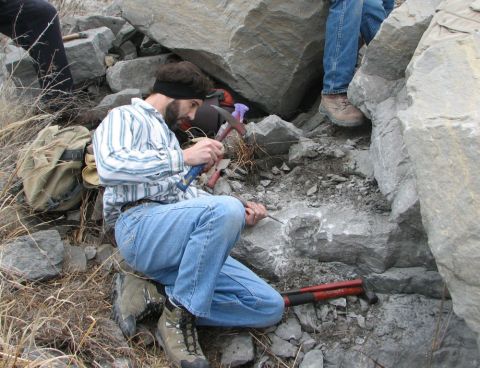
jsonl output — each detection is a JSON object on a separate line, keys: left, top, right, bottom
{"left": 281, "top": 278, "right": 378, "bottom": 307}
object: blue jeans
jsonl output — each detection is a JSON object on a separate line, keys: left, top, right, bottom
{"left": 322, "top": 0, "right": 395, "bottom": 94}
{"left": 115, "top": 196, "right": 284, "bottom": 327}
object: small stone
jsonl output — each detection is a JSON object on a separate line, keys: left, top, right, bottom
{"left": 275, "top": 317, "right": 303, "bottom": 341}
{"left": 230, "top": 181, "right": 244, "bottom": 191}
{"left": 64, "top": 245, "right": 87, "bottom": 273}
{"left": 105, "top": 54, "right": 118, "bottom": 67}
{"left": 271, "top": 166, "right": 282, "bottom": 175}
{"left": 299, "top": 332, "right": 317, "bottom": 353}
{"left": 259, "top": 171, "right": 274, "bottom": 180}
{"left": 221, "top": 333, "right": 255, "bottom": 367}
{"left": 347, "top": 295, "right": 358, "bottom": 303}
{"left": 280, "top": 163, "right": 291, "bottom": 171}
{"left": 299, "top": 349, "right": 324, "bottom": 368}
{"left": 96, "top": 243, "right": 115, "bottom": 270}
{"left": 329, "top": 298, "right": 347, "bottom": 308}
{"left": 255, "top": 185, "right": 265, "bottom": 193}
{"left": 355, "top": 337, "right": 365, "bottom": 345}
{"left": 333, "top": 148, "right": 345, "bottom": 158}
{"left": 260, "top": 179, "right": 272, "bottom": 187}
{"left": 330, "top": 174, "right": 348, "bottom": 182}
{"left": 269, "top": 334, "right": 298, "bottom": 358}
{"left": 357, "top": 315, "right": 366, "bottom": 328}
{"left": 359, "top": 298, "right": 370, "bottom": 313}
{"left": 84, "top": 245, "right": 97, "bottom": 260}
{"left": 307, "top": 185, "right": 318, "bottom": 196}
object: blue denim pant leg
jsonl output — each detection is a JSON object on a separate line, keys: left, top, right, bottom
{"left": 322, "top": 0, "right": 363, "bottom": 94}
{"left": 115, "top": 195, "right": 275, "bottom": 321}
{"left": 196, "top": 256, "right": 284, "bottom": 328}
{"left": 361, "top": 0, "right": 389, "bottom": 44}
{"left": 383, "top": 0, "right": 395, "bottom": 17}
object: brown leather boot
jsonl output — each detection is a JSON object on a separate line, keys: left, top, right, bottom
{"left": 319, "top": 93, "right": 365, "bottom": 127}
{"left": 156, "top": 299, "right": 210, "bottom": 368}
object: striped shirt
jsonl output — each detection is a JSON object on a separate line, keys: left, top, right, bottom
{"left": 93, "top": 98, "right": 207, "bottom": 226}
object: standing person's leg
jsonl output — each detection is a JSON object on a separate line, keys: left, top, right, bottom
{"left": 320, "top": 0, "right": 365, "bottom": 128}
{"left": 360, "top": 0, "right": 388, "bottom": 45}
{"left": 383, "top": 0, "right": 395, "bottom": 17}
{"left": 0, "top": 0, "right": 73, "bottom": 102}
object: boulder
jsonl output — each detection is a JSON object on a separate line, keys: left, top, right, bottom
{"left": 400, "top": 0, "right": 480, "bottom": 349}
{"left": 0, "top": 230, "right": 64, "bottom": 281}
{"left": 69, "top": 15, "right": 126, "bottom": 35}
{"left": 65, "top": 26, "right": 115, "bottom": 84}
{"left": 245, "top": 115, "right": 303, "bottom": 156}
{"left": 120, "top": 0, "right": 329, "bottom": 116}
{"left": 3, "top": 44, "right": 38, "bottom": 91}
{"left": 348, "top": 0, "right": 441, "bottom": 230}
{"left": 220, "top": 333, "right": 255, "bottom": 367}
{"left": 106, "top": 54, "right": 172, "bottom": 94}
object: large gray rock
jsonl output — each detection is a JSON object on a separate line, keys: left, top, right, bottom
{"left": 399, "top": 0, "right": 480, "bottom": 349}
{"left": 69, "top": 15, "right": 126, "bottom": 35}
{"left": 120, "top": 0, "right": 329, "bottom": 116}
{"left": 284, "top": 204, "right": 433, "bottom": 274}
{"left": 106, "top": 54, "right": 172, "bottom": 95}
{"left": 348, "top": 0, "right": 441, "bottom": 230}
{"left": 235, "top": 201, "right": 435, "bottom": 284}
{"left": 90, "top": 88, "right": 142, "bottom": 121}
{"left": 65, "top": 26, "right": 115, "bottom": 84}
{"left": 0, "top": 230, "right": 64, "bottom": 281}
{"left": 3, "top": 44, "right": 38, "bottom": 91}
{"left": 245, "top": 115, "right": 303, "bottom": 156}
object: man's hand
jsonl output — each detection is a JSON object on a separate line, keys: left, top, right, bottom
{"left": 245, "top": 201, "right": 267, "bottom": 226}
{"left": 183, "top": 138, "right": 224, "bottom": 168}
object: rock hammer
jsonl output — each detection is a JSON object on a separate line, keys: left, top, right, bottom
{"left": 177, "top": 104, "right": 248, "bottom": 191}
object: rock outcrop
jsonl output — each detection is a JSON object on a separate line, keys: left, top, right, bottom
{"left": 400, "top": 0, "right": 480, "bottom": 349}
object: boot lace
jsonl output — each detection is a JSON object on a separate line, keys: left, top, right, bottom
{"left": 179, "top": 312, "right": 201, "bottom": 355}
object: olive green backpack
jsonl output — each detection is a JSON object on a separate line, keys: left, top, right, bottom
{"left": 17, "top": 125, "right": 92, "bottom": 212}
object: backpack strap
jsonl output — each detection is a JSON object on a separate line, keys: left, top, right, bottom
{"left": 60, "top": 149, "right": 85, "bottom": 162}
{"left": 46, "top": 180, "right": 84, "bottom": 211}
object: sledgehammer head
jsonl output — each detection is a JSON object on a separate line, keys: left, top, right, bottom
{"left": 359, "top": 284, "right": 378, "bottom": 305}
{"left": 211, "top": 105, "right": 247, "bottom": 136}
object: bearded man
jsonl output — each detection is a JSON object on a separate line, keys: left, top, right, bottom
{"left": 93, "top": 61, "right": 284, "bottom": 368}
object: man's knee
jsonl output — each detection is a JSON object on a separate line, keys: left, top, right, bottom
{"left": 260, "top": 289, "right": 285, "bottom": 327}
{"left": 210, "top": 196, "right": 245, "bottom": 225}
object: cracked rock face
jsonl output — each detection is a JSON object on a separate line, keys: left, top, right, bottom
{"left": 285, "top": 214, "right": 322, "bottom": 251}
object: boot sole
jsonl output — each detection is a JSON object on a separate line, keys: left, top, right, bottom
{"left": 319, "top": 105, "right": 364, "bottom": 128}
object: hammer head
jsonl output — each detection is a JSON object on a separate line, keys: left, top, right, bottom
{"left": 211, "top": 105, "right": 247, "bottom": 136}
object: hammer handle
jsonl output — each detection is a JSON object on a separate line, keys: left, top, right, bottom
{"left": 206, "top": 169, "right": 222, "bottom": 189}
{"left": 283, "top": 287, "right": 364, "bottom": 307}
{"left": 281, "top": 279, "right": 363, "bottom": 296}
{"left": 216, "top": 125, "right": 233, "bottom": 142}
{"left": 176, "top": 164, "right": 205, "bottom": 192}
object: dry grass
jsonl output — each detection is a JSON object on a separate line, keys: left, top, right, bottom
{"left": 51, "top": 0, "right": 114, "bottom": 18}
{"left": 0, "top": 75, "right": 172, "bottom": 366}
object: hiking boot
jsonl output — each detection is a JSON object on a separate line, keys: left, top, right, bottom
{"left": 156, "top": 299, "right": 210, "bottom": 368}
{"left": 319, "top": 93, "right": 365, "bottom": 127}
{"left": 111, "top": 272, "right": 165, "bottom": 337}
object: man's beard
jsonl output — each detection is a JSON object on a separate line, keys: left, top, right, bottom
{"left": 164, "top": 100, "right": 183, "bottom": 130}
